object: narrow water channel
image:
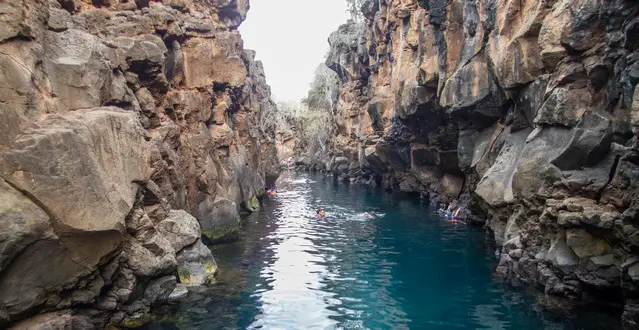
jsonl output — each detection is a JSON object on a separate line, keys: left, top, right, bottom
{"left": 142, "top": 171, "right": 620, "bottom": 329}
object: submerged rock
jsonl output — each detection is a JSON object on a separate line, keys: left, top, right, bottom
{"left": 198, "top": 197, "right": 241, "bottom": 244}
{"left": 168, "top": 284, "right": 189, "bottom": 302}
{"left": 9, "top": 313, "right": 93, "bottom": 330}
{"left": 177, "top": 240, "right": 218, "bottom": 286}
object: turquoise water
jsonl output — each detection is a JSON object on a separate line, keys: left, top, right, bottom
{"left": 142, "top": 171, "right": 620, "bottom": 329}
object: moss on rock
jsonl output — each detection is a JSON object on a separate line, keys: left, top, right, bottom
{"left": 202, "top": 225, "right": 240, "bottom": 244}
{"left": 248, "top": 195, "right": 260, "bottom": 211}
{"left": 242, "top": 195, "right": 260, "bottom": 212}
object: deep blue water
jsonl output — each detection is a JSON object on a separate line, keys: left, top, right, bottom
{"left": 142, "top": 171, "right": 620, "bottom": 329}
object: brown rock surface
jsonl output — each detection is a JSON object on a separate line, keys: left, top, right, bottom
{"left": 314, "top": 0, "right": 639, "bottom": 325}
{"left": 0, "top": 0, "right": 278, "bottom": 327}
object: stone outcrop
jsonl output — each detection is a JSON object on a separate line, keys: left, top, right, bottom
{"left": 314, "top": 0, "right": 639, "bottom": 326}
{"left": 0, "top": 0, "right": 278, "bottom": 327}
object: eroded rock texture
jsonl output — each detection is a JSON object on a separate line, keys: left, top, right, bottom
{"left": 317, "top": 0, "right": 639, "bottom": 325}
{"left": 0, "top": 0, "right": 278, "bottom": 327}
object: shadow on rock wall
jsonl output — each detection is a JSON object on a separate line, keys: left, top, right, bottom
{"left": 305, "top": 0, "right": 639, "bottom": 326}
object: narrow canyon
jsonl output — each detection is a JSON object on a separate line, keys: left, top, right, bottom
{"left": 1, "top": 0, "right": 639, "bottom": 328}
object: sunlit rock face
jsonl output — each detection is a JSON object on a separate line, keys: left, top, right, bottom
{"left": 0, "top": 0, "right": 278, "bottom": 327}
{"left": 319, "top": 0, "right": 639, "bottom": 325}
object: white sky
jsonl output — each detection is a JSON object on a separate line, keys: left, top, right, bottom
{"left": 239, "top": 0, "right": 349, "bottom": 102}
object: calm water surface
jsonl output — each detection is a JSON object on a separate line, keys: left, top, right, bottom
{"left": 142, "top": 171, "right": 620, "bottom": 329}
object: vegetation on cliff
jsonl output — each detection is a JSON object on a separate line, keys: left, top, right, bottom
{"left": 266, "top": 64, "right": 340, "bottom": 162}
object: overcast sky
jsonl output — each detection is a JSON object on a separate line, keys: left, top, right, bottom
{"left": 239, "top": 0, "right": 349, "bottom": 102}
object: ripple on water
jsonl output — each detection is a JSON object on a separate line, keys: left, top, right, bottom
{"left": 139, "top": 172, "right": 622, "bottom": 330}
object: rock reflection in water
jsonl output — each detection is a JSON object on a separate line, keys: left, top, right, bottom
{"left": 140, "top": 171, "right": 621, "bottom": 330}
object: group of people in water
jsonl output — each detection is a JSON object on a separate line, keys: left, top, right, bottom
{"left": 438, "top": 200, "right": 466, "bottom": 224}
{"left": 315, "top": 205, "right": 463, "bottom": 224}
{"left": 271, "top": 184, "right": 464, "bottom": 224}
{"left": 316, "top": 209, "right": 378, "bottom": 219}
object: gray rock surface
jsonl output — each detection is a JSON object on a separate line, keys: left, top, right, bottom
{"left": 311, "top": 0, "right": 639, "bottom": 326}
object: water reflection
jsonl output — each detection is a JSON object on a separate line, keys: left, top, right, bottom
{"left": 248, "top": 189, "right": 338, "bottom": 329}
{"left": 140, "top": 171, "right": 621, "bottom": 330}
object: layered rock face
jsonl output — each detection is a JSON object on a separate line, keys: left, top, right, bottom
{"left": 319, "top": 0, "right": 639, "bottom": 325}
{"left": 0, "top": 0, "right": 278, "bottom": 327}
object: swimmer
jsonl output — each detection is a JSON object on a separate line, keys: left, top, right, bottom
{"left": 316, "top": 209, "right": 326, "bottom": 218}
{"left": 445, "top": 207, "right": 465, "bottom": 224}
{"left": 452, "top": 207, "right": 462, "bottom": 218}
{"left": 355, "top": 211, "right": 376, "bottom": 219}
{"left": 446, "top": 200, "right": 458, "bottom": 214}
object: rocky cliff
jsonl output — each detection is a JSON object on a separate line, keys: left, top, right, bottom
{"left": 0, "top": 0, "right": 278, "bottom": 327}
{"left": 317, "top": 0, "right": 639, "bottom": 326}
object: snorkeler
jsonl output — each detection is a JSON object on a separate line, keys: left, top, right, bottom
{"left": 316, "top": 209, "right": 326, "bottom": 218}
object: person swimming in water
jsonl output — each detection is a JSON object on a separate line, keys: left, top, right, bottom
{"left": 445, "top": 206, "right": 465, "bottom": 224}
{"left": 355, "top": 211, "right": 376, "bottom": 219}
{"left": 265, "top": 184, "right": 277, "bottom": 197}
{"left": 446, "top": 200, "right": 458, "bottom": 214}
{"left": 316, "top": 209, "right": 326, "bottom": 218}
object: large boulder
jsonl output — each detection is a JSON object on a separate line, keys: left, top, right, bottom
{"left": 43, "top": 29, "right": 120, "bottom": 110}
{"left": 565, "top": 228, "right": 612, "bottom": 259}
{"left": 197, "top": 197, "right": 241, "bottom": 244}
{"left": 9, "top": 313, "right": 92, "bottom": 330}
{"left": 182, "top": 32, "right": 247, "bottom": 88}
{"left": 0, "top": 108, "right": 150, "bottom": 234}
{"left": 157, "top": 210, "right": 201, "bottom": 253}
{"left": 0, "top": 108, "right": 150, "bottom": 324}
{"left": 545, "top": 231, "right": 580, "bottom": 269}
{"left": 475, "top": 129, "right": 529, "bottom": 206}
{"left": 176, "top": 240, "right": 217, "bottom": 286}
{"left": 440, "top": 51, "right": 500, "bottom": 115}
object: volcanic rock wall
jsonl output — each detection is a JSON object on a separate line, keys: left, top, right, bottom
{"left": 0, "top": 0, "right": 278, "bottom": 327}
{"left": 318, "top": 0, "right": 639, "bottom": 326}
